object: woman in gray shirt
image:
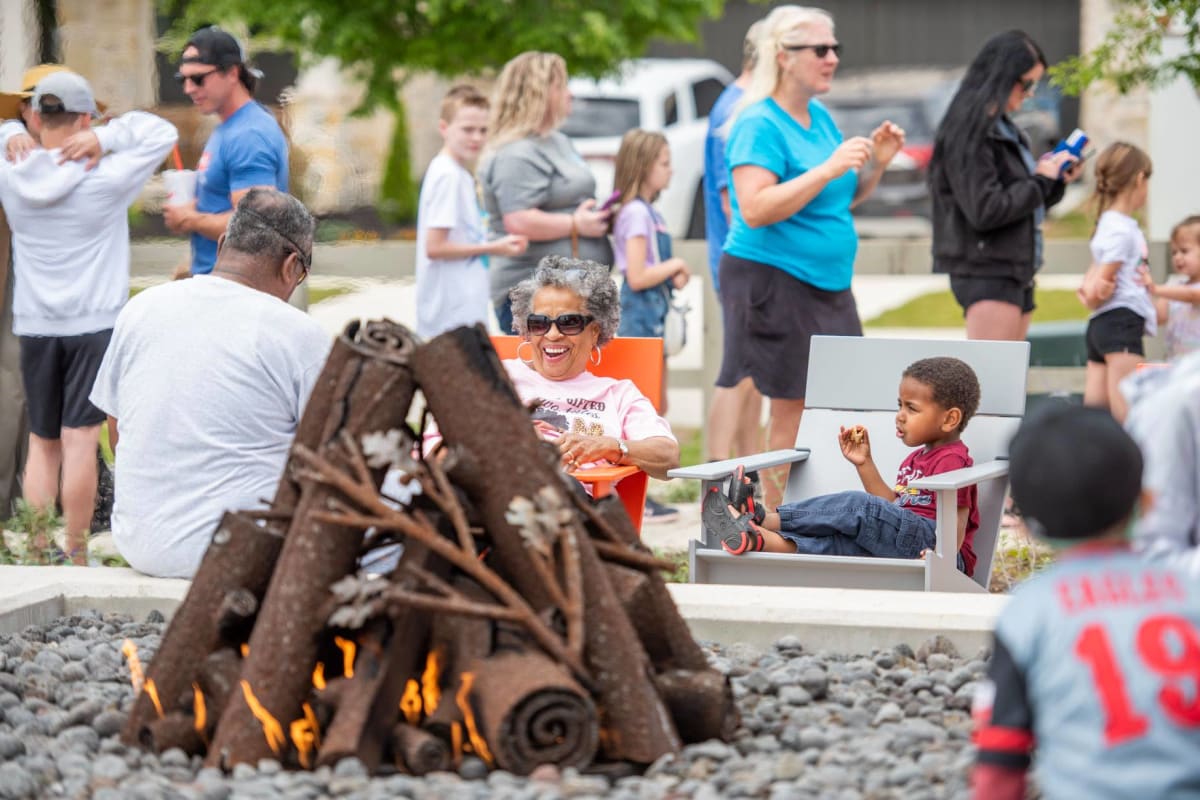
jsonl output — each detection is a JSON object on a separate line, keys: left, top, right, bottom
{"left": 480, "top": 52, "right": 612, "bottom": 332}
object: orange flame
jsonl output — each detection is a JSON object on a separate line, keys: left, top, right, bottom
{"left": 312, "top": 662, "right": 326, "bottom": 691}
{"left": 144, "top": 679, "right": 164, "bottom": 719}
{"left": 399, "top": 679, "right": 422, "bottom": 725}
{"left": 192, "top": 683, "right": 206, "bottom": 733}
{"left": 240, "top": 643, "right": 250, "bottom": 658}
{"left": 121, "top": 639, "right": 145, "bottom": 694}
{"left": 240, "top": 680, "right": 286, "bottom": 755}
{"left": 456, "top": 672, "right": 493, "bottom": 765}
{"left": 289, "top": 702, "right": 321, "bottom": 769}
{"left": 334, "top": 636, "right": 356, "bottom": 678}
{"left": 451, "top": 721, "right": 464, "bottom": 766}
{"left": 421, "top": 650, "right": 442, "bottom": 716}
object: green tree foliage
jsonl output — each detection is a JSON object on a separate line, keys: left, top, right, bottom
{"left": 1051, "top": 0, "right": 1200, "bottom": 94}
{"left": 379, "top": 98, "right": 418, "bottom": 224}
{"left": 161, "top": 0, "right": 724, "bottom": 111}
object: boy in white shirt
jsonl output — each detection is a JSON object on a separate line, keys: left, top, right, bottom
{"left": 415, "top": 85, "right": 526, "bottom": 339}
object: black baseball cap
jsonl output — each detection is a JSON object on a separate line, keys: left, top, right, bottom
{"left": 1009, "top": 404, "right": 1143, "bottom": 541}
{"left": 181, "top": 26, "right": 264, "bottom": 84}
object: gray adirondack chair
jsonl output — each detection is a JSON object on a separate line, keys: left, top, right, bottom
{"left": 670, "top": 336, "right": 1029, "bottom": 593}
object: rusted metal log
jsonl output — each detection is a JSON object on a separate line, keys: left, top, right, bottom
{"left": 208, "top": 321, "right": 419, "bottom": 770}
{"left": 216, "top": 589, "right": 258, "bottom": 645}
{"left": 314, "top": 543, "right": 444, "bottom": 772}
{"left": 141, "top": 713, "right": 206, "bottom": 756}
{"left": 654, "top": 669, "right": 740, "bottom": 745}
{"left": 414, "top": 327, "right": 683, "bottom": 764}
{"left": 580, "top": 494, "right": 711, "bottom": 674}
{"left": 122, "top": 512, "right": 284, "bottom": 745}
{"left": 466, "top": 651, "right": 598, "bottom": 775}
{"left": 390, "top": 723, "right": 450, "bottom": 775}
{"left": 271, "top": 323, "right": 361, "bottom": 512}
{"left": 574, "top": 533, "right": 681, "bottom": 763}
{"left": 196, "top": 648, "right": 242, "bottom": 715}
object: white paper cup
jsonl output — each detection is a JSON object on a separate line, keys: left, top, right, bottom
{"left": 162, "top": 169, "right": 196, "bottom": 206}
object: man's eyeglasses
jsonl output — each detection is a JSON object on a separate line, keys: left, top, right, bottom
{"left": 239, "top": 207, "right": 312, "bottom": 284}
{"left": 526, "top": 313, "right": 595, "bottom": 336}
{"left": 174, "top": 69, "right": 222, "bottom": 89}
{"left": 782, "top": 43, "right": 841, "bottom": 58}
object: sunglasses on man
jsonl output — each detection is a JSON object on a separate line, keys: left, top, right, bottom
{"left": 525, "top": 313, "right": 595, "bottom": 336}
{"left": 782, "top": 43, "right": 841, "bottom": 58}
{"left": 174, "top": 68, "right": 223, "bottom": 89}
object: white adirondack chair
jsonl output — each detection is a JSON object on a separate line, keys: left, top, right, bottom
{"left": 670, "top": 336, "right": 1029, "bottom": 593}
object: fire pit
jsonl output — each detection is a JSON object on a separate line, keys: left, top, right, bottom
{"left": 120, "top": 320, "right": 738, "bottom": 777}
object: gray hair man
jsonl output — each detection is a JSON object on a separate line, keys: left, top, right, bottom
{"left": 90, "top": 188, "right": 330, "bottom": 578}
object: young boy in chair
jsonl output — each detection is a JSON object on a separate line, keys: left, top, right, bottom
{"left": 704, "top": 357, "right": 981, "bottom": 577}
{"left": 972, "top": 405, "right": 1200, "bottom": 799}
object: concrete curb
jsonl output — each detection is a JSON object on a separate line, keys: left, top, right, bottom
{"left": 668, "top": 583, "right": 1007, "bottom": 655}
{"left": 0, "top": 566, "right": 1005, "bottom": 656}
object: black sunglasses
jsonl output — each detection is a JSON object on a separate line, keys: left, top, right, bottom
{"left": 238, "top": 207, "right": 312, "bottom": 281}
{"left": 782, "top": 43, "right": 841, "bottom": 58}
{"left": 526, "top": 313, "right": 595, "bottom": 336}
{"left": 1019, "top": 77, "right": 1037, "bottom": 93}
{"left": 174, "top": 68, "right": 222, "bottom": 88}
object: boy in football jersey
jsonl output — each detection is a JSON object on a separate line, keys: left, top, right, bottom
{"left": 972, "top": 405, "right": 1200, "bottom": 799}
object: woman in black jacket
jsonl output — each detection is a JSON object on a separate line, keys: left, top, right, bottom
{"left": 930, "top": 30, "right": 1081, "bottom": 340}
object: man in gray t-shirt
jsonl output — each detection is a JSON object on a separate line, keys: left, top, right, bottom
{"left": 481, "top": 131, "right": 612, "bottom": 332}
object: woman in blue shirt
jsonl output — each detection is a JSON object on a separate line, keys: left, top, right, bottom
{"left": 718, "top": 5, "right": 905, "bottom": 508}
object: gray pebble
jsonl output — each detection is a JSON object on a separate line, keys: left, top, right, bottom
{"left": 92, "top": 709, "right": 125, "bottom": 737}
{"left": 778, "top": 685, "right": 812, "bottom": 706}
{"left": 92, "top": 753, "right": 130, "bottom": 783}
{"left": 57, "top": 724, "right": 101, "bottom": 753}
{"left": 925, "top": 653, "right": 953, "bottom": 671}
{"left": 231, "top": 762, "right": 257, "bottom": 781}
{"left": 687, "top": 740, "right": 735, "bottom": 761}
{"left": 797, "top": 667, "right": 828, "bottom": 699}
{"left": 873, "top": 702, "right": 904, "bottom": 726}
{"left": 0, "top": 763, "right": 38, "bottom": 800}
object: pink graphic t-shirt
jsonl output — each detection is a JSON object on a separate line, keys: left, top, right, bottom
{"left": 503, "top": 359, "right": 675, "bottom": 465}
{"left": 893, "top": 439, "right": 979, "bottom": 576}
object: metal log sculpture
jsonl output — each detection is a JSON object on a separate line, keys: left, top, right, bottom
{"left": 125, "top": 320, "right": 736, "bottom": 778}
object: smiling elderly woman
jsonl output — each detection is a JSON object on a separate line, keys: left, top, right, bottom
{"left": 505, "top": 255, "right": 679, "bottom": 479}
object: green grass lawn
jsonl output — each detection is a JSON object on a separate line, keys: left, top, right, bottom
{"left": 864, "top": 288, "right": 1088, "bottom": 328}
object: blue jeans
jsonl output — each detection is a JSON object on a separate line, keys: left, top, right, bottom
{"left": 777, "top": 490, "right": 964, "bottom": 570}
{"left": 494, "top": 297, "right": 514, "bottom": 335}
{"left": 618, "top": 282, "right": 668, "bottom": 338}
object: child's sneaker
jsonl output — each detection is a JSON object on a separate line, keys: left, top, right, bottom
{"left": 642, "top": 497, "right": 680, "bottom": 524}
{"left": 726, "top": 465, "right": 764, "bottom": 525}
{"left": 702, "top": 485, "right": 764, "bottom": 555}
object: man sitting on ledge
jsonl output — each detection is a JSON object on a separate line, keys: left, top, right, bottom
{"left": 90, "top": 188, "right": 330, "bottom": 577}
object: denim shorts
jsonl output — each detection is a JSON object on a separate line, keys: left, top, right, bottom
{"left": 777, "top": 490, "right": 967, "bottom": 572}
{"left": 618, "top": 282, "right": 668, "bottom": 338}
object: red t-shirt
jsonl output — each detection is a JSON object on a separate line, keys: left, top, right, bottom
{"left": 893, "top": 439, "right": 979, "bottom": 576}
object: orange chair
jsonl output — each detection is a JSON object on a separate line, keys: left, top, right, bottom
{"left": 491, "top": 335, "right": 664, "bottom": 532}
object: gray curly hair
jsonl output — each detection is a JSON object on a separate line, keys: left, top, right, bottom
{"left": 509, "top": 255, "right": 621, "bottom": 345}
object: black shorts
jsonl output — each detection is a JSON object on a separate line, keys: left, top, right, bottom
{"left": 1086, "top": 307, "right": 1146, "bottom": 363}
{"left": 19, "top": 330, "right": 112, "bottom": 439}
{"left": 949, "top": 275, "right": 1036, "bottom": 315}
{"left": 716, "top": 254, "right": 862, "bottom": 399}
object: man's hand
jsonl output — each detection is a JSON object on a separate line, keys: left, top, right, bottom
{"left": 163, "top": 200, "right": 198, "bottom": 234}
{"left": 6, "top": 133, "right": 36, "bottom": 162}
{"left": 58, "top": 130, "right": 103, "bottom": 169}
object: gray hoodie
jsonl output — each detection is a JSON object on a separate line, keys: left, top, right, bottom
{"left": 0, "top": 111, "right": 177, "bottom": 336}
{"left": 1124, "top": 354, "right": 1200, "bottom": 575}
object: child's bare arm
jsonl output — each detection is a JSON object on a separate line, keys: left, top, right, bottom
{"left": 1149, "top": 281, "right": 1200, "bottom": 305}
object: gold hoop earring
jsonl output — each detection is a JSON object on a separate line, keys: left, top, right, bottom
{"left": 516, "top": 340, "right": 535, "bottom": 365}
{"left": 590, "top": 346, "right": 602, "bottom": 366}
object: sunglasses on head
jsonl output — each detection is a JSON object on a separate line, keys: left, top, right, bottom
{"left": 526, "top": 313, "right": 594, "bottom": 336}
{"left": 782, "top": 43, "right": 841, "bottom": 58}
{"left": 174, "top": 68, "right": 222, "bottom": 88}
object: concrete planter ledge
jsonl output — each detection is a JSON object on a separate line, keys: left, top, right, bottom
{"left": 0, "top": 566, "right": 188, "bottom": 634}
{"left": 0, "top": 566, "right": 1008, "bottom": 655}
{"left": 667, "top": 583, "right": 1008, "bottom": 655}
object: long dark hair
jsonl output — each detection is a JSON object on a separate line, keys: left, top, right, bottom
{"left": 932, "top": 30, "right": 1045, "bottom": 168}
